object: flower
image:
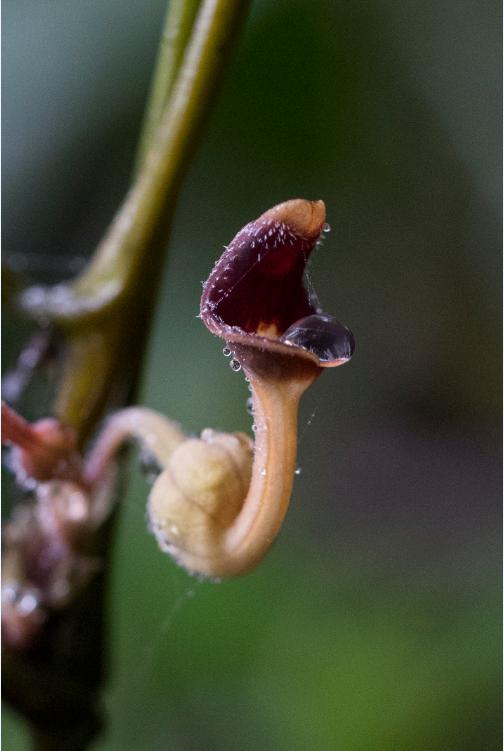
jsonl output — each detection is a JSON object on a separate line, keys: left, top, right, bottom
{"left": 200, "top": 198, "right": 354, "bottom": 372}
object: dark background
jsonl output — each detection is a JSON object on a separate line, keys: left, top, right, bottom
{"left": 3, "top": 1, "right": 501, "bottom": 749}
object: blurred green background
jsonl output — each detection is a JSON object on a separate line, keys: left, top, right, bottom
{"left": 2, "top": 1, "right": 501, "bottom": 749}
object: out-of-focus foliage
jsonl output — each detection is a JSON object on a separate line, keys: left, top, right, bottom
{"left": 3, "top": 1, "right": 501, "bottom": 749}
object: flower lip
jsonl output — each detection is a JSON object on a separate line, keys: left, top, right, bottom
{"left": 200, "top": 199, "right": 354, "bottom": 369}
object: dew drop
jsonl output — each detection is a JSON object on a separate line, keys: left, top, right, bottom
{"left": 322, "top": 222, "right": 331, "bottom": 232}
{"left": 17, "top": 591, "right": 39, "bottom": 616}
{"left": 260, "top": 468, "right": 267, "bottom": 476}
{"left": 21, "top": 286, "right": 47, "bottom": 308}
{"left": 201, "top": 428, "right": 216, "bottom": 442}
{"left": 230, "top": 358, "right": 241, "bottom": 372}
{"left": 2, "top": 583, "right": 20, "bottom": 605}
{"left": 280, "top": 314, "right": 354, "bottom": 365}
{"left": 139, "top": 448, "right": 162, "bottom": 483}
{"left": 246, "top": 397, "right": 254, "bottom": 415}
{"left": 19, "top": 474, "right": 38, "bottom": 492}
{"left": 294, "top": 467, "right": 302, "bottom": 476}
{"left": 222, "top": 347, "right": 232, "bottom": 357}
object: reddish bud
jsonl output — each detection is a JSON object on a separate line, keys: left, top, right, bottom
{"left": 2, "top": 402, "right": 82, "bottom": 484}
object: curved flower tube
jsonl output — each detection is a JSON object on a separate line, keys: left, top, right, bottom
{"left": 147, "top": 198, "right": 354, "bottom": 578}
{"left": 83, "top": 406, "right": 186, "bottom": 488}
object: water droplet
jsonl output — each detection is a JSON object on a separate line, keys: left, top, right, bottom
{"left": 322, "top": 222, "right": 331, "bottom": 232}
{"left": 230, "top": 359, "right": 241, "bottom": 372}
{"left": 294, "top": 467, "right": 302, "bottom": 476}
{"left": 21, "top": 286, "right": 47, "bottom": 307}
{"left": 201, "top": 428, "right": 216, "bottom": 442}
{"left": 251, "top": 424, "right": 257, "bottom": 432}
{"left": 139, "top": 448, "right": 162, "bottom": 483}
{"left": 279, "top": 314, "right": 354, "bottom": 365}
{"left": 2, "top": 583, "right": 20, "bottom": 605}
{"left": 222, "top": 347, "right": 232, "bottom": 357}
{"left": 18, "top": 591, "right": 39, "bottom": 616}
{"left": 246, "top": 397, "right": 254, "bottom": 415}
{"left": 260, "top": 468, "right": 267, "bottom": 476}
{"left": 19, "top": 475, "right": 38, "bottom": 492}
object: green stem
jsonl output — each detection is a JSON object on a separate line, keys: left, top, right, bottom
{"left": 54, "top": 319, "right": 124, "bottom": 439}
{"left": 135, "top": 0, "right": 202, "bottom": 173}
{"left": 20, "top": 0, "right": 250, "bottom": 331}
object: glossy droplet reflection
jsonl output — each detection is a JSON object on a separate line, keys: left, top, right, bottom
{"left": 229, "top": 358, "right": 241, "bottom": 372}
{"left": 139, "top": 447, "right": 163, "bottom": 484}
{"left": 279, "top": 314, "right": 354, "bottom": 365}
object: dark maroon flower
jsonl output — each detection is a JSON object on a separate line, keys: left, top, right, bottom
{"left": 201, "top": 198, "right": 354, "bottom": 370}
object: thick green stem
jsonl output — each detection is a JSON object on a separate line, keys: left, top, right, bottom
{"left": 135, "top": 0, "right": 202, "bottom": 172}
{"left": 48, "top": 0, "right": 249, "bottom": 437}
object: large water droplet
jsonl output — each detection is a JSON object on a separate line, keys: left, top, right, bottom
{"left": 222, "top": 347, "right": 232, "bottom": 357}
{"left": 279, "top": 314, "right": 354, "bottom": 365}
